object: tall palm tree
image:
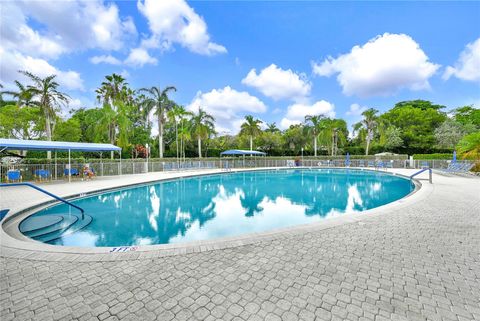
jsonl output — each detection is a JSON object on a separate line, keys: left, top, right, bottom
{"left": 305, "top": 115, "right": 325, "bottom": 157}
{"left": 167, "top": 105, "right": 191, "bottom": 160}
{"left": 178, "top": 118, "right": 192, "bottom": 160}
{"left": 95, "top": 74, "right": 133, "bottom": 157}
{"left": 240, "top": 115, "right": 263, "bottom": 151}
{"left": 191, "top": 107, "right": 215, "bottom": 158}
{"left": 354, "top": 108, "right": 378, "bottom": 155}
{"left": 317, "top": 118, "right": 347, "bottom": 156}
{"left": 140, "top": 86, "right": 176, "bottom": 158}
{"left": 21, "top": 71, "right": 69, "bottom": 158}
{"left": 265, "top": 122, "right": 279, "bottom": 133}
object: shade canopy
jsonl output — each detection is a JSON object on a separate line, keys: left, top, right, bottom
{"left": 0, "top": 139, "right": 121, "bottom": 152}
{"left": 220, "top": 149, "right": 266, "bottom": 156}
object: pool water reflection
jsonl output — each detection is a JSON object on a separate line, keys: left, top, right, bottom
{"left": 26, "top": 169, "right": 414, "bottom": 247}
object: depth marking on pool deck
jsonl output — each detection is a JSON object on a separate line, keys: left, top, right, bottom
{"left": 109, "top": 246, "right": 138, "bottom": 253}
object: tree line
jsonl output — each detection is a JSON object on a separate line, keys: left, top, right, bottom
{"left": 1, "top": 72, "right": 479, "bottom": 160}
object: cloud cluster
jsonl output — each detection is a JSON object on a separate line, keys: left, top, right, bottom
{"left": 187, "top": 86, "right": 266, "bottom": 134}
{"left": 0, "top": 0, "right": 136, "bottom": 90}
{"left": 242, "top": 64, "right": 311, "bottom": 101}
{"left": 346, "top": 103, "right": 367, "bottom": 116}
{"left": 131, "top": 0, "right": 226, "bottom": 67}
{"left": 2, "top": 1, "right": 135, "bottom": 58}
{"left": 443, "top": 38, "right": 480, "bottom": 82}
{"left": 90, "top": 55, "right": 122, "bottom": 66}
{"left": 0, "top": 47, "right": 84, "bottom": 91}
{"left": 312, "top": 33, "right": 440, "bottom": 97}
{"left": 280, "top": 100, "right": 335, "bottom": 129}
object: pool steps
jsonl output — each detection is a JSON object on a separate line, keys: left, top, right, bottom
{"left": 20, "top": 213, "right": 93, "bottom": 243}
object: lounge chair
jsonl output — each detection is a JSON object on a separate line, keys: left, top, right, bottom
{"left": 6, "top": 170, "right": 22, "bottom": 183}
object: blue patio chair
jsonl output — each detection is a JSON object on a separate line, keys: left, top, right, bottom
{"left": 367, "top": 161, "right": 375, "bottom": 168}
{"left": 421, "top": 161, "right": 429, "bottom": 169}
{"left": 6, "top": 170, "right": 22, "bottom": 183}
{"left": 358, "top": 160, "right": 365, "bottom": 167}
{"left": 34, "top": 169, "right": 51, "bottom": 181}
{"left": 64, "top": 168, "right": 79, "bottom": 177}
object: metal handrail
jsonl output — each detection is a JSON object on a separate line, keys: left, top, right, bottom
{"left": 410, "top": 167, "right": 432, "bottom": 184}
{"left": 0, "top": 182, "right": 84, "bottom": 219}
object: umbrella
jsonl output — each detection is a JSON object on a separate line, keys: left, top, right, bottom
{"left": 346, "top": 152, "right": 350, "bottom": 166}
{"left": 453, "top": 150, "right": 457, "bottom": 163}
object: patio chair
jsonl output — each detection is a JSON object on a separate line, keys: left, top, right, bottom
{"left": 358, "top": 160, "right": 365, "bottom": 167}
{"left": 367, "top": 160, "right": 375, "bottom": 168}
{"left": 34, "top": 169, "right": 51, "bottom": 182}
{"left": 6, "top": 170, "right": 22, "bottom": 183}
{"left": 64, "top": 168, "right": 79, "bottom": 177}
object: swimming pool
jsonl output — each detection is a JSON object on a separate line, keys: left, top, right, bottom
{"left": 19, "top": 169, "right": 414, "bottom": 247}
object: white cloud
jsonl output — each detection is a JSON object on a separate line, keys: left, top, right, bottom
{"left": 312, "top": 33, "right": 440, "bottom": 97}
{"left": 187, "top": 86, "right": 266, "bottom": 134}
{"left": 1, "top": 1, "right": 136, "bottom": 58}
{"left": 346, "top": 103, "right": 367, "bottom": 116}
{"left": 280, "top": 100, "right": 335, "bottom": 129}
{"left": 242, "top": 64, "right": 312, "bottom": 101}
{"left": 124, "top": 48, "right": 158, "bottom": 67}
{"left": 0, "top": 47, "right": 84, "bottom": 91}
{"left": 137, "top": 0, "right": 226, "bottom": 56}
{"left": 280, "top": 118, "right": 302, "bottom": 129}
{"left": 90, "top": 55, "right": 122, "bottom": 65}
{"left": 443, "top": 38, "right": 480, "bottom": 82}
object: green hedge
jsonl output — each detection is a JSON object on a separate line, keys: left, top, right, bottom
{"left": 413, "top": 153, "right": 475, "bottom": 160}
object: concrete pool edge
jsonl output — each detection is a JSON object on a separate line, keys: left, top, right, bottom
{"left": 1, "top": 168, "right": 428, "bottom": 262}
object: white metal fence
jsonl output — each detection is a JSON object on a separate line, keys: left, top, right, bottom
{"left": 0, "top": 158, "right": 473, "bottom": 182}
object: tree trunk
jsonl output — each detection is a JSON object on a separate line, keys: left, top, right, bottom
{"left": 45, "top": 113, "right": 52, "bottom": 159}
{"left": 110, "top": 123, "right": 115, "bottom": 159}
{"left": 158, "top": 117, "right": 163, "bottom": 158}
{"left": 250, "top": 136, "right": 253, "bottom": 151}
{"left": 314, "top": 136, "right": 317, "bottom": 157}
{"left": 331, "top": 133, "right": 335, "bottom": 156}
{"left": 175, "top": 121, "right": 179, "bottom": 160}
{"left": 198, "top": 137, "right": 202, "bottom": 158}
{"left": 365, "top": 138, "right": 370, "bottom": 156}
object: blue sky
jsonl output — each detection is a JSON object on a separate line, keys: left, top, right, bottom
{"left": 1, "top": 1, "right": 479, "bottom": 135}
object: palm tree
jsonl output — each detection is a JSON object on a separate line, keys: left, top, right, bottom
{"left": 1, "top": 80, "right": 35, "bottom": 108}
{"left": 167, "top": 105, "right": 191, "bottom": 160}
{"left": 191, "top": 107, "right": 215, "bottom": 158}
{"left": 240, "top": 115, "right": 263, "bottom": 151}
{"left": 178, "top": 118, "right": 192, "bottom": 160}
{"left": 21, "top": 71, "right": 69, "bottom": 158}
{"left": 317, "top": 118, "right": 347, "bottom": 156}
{"left": 354, "top": 108, "right": 378, "bottom": 155}
{"left": 265, "top": 122, "right": 279, "bottom": 133}
{"left": 140, "top": 86, "right": 176, "bottom": 158}
{"left": 95, "top": 74, "right": 133, "bottom": 157}
{"left": 305, "top": 115, "right": 325, "bottom": 157}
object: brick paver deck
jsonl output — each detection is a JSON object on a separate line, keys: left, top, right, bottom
{"left": 1, "top": 170, "right": 479, "bottom": 321}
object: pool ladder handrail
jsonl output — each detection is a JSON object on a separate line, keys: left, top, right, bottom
{"left": 410, "top": 167, "right": 432, "bottom": 184}
{"left": 0, "top": 182, "right": 84, "bottom": 219}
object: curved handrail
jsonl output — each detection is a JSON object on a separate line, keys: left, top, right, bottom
{"left": 0, "top": 182, "right": 84, "bottom": 219}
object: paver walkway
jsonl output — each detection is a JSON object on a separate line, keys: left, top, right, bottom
{"left": 1, "top": 171, "right": 479, "bottom": 321}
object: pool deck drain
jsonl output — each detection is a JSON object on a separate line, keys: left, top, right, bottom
{"left": 1, "top": 168, "right": 479, "bottom": 321}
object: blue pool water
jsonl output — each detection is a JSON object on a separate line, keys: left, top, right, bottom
{"left": 21, "top": 169, "right": 414, "bottom": 247}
